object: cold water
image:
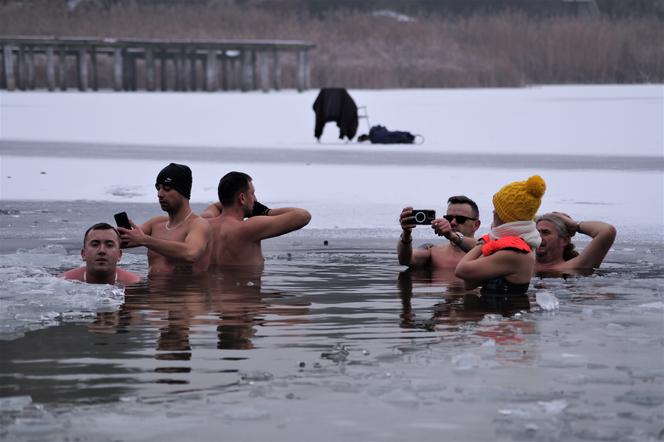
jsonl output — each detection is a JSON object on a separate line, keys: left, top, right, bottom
{"left": 0, "top": 200, "right": 663, "bottom": 442}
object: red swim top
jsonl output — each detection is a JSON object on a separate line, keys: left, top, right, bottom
{"left": 480, "top": 234, "right": 531, "bottom": 257}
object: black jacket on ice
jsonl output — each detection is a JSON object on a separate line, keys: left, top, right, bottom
{"left": 312, "top": 88, "right": 359, "bottom": 140}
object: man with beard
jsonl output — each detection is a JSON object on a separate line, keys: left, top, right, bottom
{"left": 398, "top": 195, "right": 481, "bottom": 268}
{"left": 202, "top": 171, "right": 311, "bottom": 269}
{"left": 535, "top": 212, "right": 616, "bottom": 273}
{"left": 119, "top": 163, "right": 211, "bottom": 274}
{"left": 61, "top": 223, "right": 141, "bottom": 284}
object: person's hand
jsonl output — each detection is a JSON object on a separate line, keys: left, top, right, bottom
{"left": 399, "top": 207, "right": 415, "bottom": 233}
{"left": 551, "top": 211, "right": 578, "bottom": 236}
{"left": 431, "top": 217, "right": 453, "bottom": 239}
{"left": 118, "top": 220, "right": 148, "bottom": 248}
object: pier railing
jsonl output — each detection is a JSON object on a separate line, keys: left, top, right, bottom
{"left": 0, "top": 36, "right": 315, "bottom": 92}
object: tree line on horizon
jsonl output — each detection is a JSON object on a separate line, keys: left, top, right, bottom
{"left": 1, "top": 0, "right": 662, "bottom": 88}
{"left": 42, "top": 0, "right": 664, "bottom": 18}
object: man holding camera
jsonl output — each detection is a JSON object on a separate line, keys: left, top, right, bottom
{"left": 398, "top": 195, "right": 481, "bottom": 268}
{"left": 201, "top": 171, "right": 311, "bottom": 269}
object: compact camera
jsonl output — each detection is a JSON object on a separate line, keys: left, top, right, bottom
{"left": 412, "top": 209, "right": 436, "bottom": 225}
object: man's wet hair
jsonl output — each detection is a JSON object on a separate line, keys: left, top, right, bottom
{"left": 218, "top": 171, "right": 252, "bottom": 207}
{"left": 83, "top": 223, "right": 120, "bottom": 246}
{"left": 447, "top": 195, "right": 479, "bottom": 219}
{"left": 536, "top": 213, "right": 579, "bottom": 261}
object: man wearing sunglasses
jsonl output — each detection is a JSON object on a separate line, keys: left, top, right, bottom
{"left": 398, "top": 195, "right": 481, "bottom": 268}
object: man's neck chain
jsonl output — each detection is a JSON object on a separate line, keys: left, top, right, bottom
{"left": 165, "top": 210, "right": 193, "bottom": 231}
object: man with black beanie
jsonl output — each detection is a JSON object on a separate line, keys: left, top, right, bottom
{"left": 119, "top": 163, "right": 211, "bottom": 274}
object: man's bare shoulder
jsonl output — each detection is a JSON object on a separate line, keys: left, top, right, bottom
{"left": 117, "top": 268, "right": 142, "bottom": 284}
{"left": 190, "top": 215, "right": 211, "bottom": 230}
{"left": 60, "top": 267, "right": 85, "bottom": 281}
{"left": 144, "top": 215, "right": 168, "bottom": 228}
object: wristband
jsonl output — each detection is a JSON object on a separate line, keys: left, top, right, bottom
{"left": 576, "top": 221, "right": 583, "bottom": 234}
{"left": 400, "top": 233, "right": 412, "bottom": 244}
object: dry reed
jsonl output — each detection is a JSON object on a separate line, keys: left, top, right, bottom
{"left": 1, "top": 0, "right": 662, "bottom": 88}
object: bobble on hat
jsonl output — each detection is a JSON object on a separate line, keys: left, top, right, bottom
{"left": 493, "top": 175, "right": 546, "bottom": 223}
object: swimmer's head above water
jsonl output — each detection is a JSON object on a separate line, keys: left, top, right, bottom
{"left": 155, "top": 163, "right": 192, "bottom": 199}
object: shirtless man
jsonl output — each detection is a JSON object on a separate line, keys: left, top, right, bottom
{"left": 398, "top": 195, "right": 481, "bottom": 268}
{"left": 201, "top": 171, "right": 311, "bottom": 268}
{"left": 119, "top": 163, "right": 211, "bottom": 274}
{"left": 535, "top": 212, "right": 616, "bottom": 273}
{"left": 61, "top": 223, "right": 141, "bottom": 285}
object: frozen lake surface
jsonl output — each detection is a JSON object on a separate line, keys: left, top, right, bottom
{"left": 0, "top": 85, "right": 663, "bottom": 441}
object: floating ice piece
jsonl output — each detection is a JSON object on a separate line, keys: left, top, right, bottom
{"left": 321, "top": 343, "right": 349, "bottom": 362}
{"left": 382, "top": 389, "right": 420, "bottom": 408}
{"left": 239, "top": 371, "right": 273, "bottom": 382}
{"left": 479, "top": 314, "right": 504, "bottom": 325}
{"left": 452, "top": 353, "right": 481, "bottom": 373}
{"left": 537, "top": 399, "right": 568, "bottom": 414}
{"left": 222, "top": 406, "right": 270, "bottom": 420}
{"left": 616, "top": 390, "right": 664, "bottom": 407}
{"left": 605, "top": 323, "right": 626, "bottom": 337}
{"left": 638, "top": 302, "right": 664, "bottom": 310}
{"left": 536, "top": 291, "right": 560, "bottom": 311}
{"left": 0, "top": 395, "right": 32, "bottom": 411}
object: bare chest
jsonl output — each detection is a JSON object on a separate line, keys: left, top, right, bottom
{"left": 429, "top": 245, "right": 465, "bottom": 269}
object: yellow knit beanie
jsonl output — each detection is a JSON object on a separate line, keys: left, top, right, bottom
{"left": 492, "top": 175, "right": 546, "bottom": 223}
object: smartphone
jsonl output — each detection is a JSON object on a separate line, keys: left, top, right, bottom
{"left": 113, "top": 212, "right": 132, "bottom": 230}
{"left": 411, "top": 209, "right": 436, "bottom": 225}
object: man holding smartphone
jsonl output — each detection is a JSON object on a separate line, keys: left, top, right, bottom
{"left": 398, "top": 195, "right": 481, "bottom": 269}
{"left": 118, "top": 163, "right": 212, "bottom": 274}
{"left": 61, "top": 223, "right": 141, "bottom": 285}
{"left": 201, "top": 171, "right": 311, "bottom": 269}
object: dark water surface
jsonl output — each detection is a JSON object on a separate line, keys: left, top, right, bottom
{"left": 1, "top": 201, "right": 663, "bottom": 442}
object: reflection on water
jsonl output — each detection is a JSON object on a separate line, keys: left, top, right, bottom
{"left": 0, "top": 237, "right": 663, "bottom": 441}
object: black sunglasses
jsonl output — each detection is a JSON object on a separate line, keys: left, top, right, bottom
{"left": 443, "top": 214, "right": 476, "bottom": 224}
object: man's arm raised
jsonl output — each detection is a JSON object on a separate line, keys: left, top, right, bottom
{"left": 570, "top": 220, "right": 617, "bottom": 269}
{"left": 200, "top": 202, "right": 222, "bottom": 219}
{"left": 552, "top": 212, "right": 616, "bottom": 269}
{"left": 119, "top": 217, "right": 211, "bottom": 263}
{"left": 241, "top": 207, "right": 311, "bottom": 241}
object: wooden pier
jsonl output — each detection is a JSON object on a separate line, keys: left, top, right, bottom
{"left": 0, "top": 36, "right": 315, "bottom": 92}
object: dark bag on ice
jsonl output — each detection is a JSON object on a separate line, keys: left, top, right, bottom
{"left": 367, "top": 125, "right": 416, "bottom": 144}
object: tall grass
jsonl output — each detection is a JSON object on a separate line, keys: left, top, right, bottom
{"left": 1, "top": 0, "right": 661, "bottom": 88}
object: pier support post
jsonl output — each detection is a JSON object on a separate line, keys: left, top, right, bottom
{"left": 205, "top": 49, "right": 218, "bottom": 92}
{"left": 26, "top": 46, "right": 35, "bottom": 89}
{"left": 17, "top": 46, "right": 25, "bottom": 90}
{"left": 240, "top": 49, "right": 253, "bottom": 92}
{"left": 145, "top": 48, "right": 156, "bottom": 91}
{"left": 113, "top": 47, "right": 123, "bottom": 91}
{"left": 259, "top": 50, "right": 270, "bottom": 92}
{"left": 77, "top": 48, "right": 89, "bottom": 91}
{"left": 272, "top": 49, "right": 281, "bottom": 91}
{"left": 159, "top": 50, "right": 168, "bottom": 91}
{"left": 58, "top": 46, "right": 67, "bottom": 91}
{"left": 90, "top": 46, "right": 98, "bottom": 91}
{"left": 296, "top": 49, "right": 306, "bottom": 92}
{"left": 2, "top": 45, "right": 15, "bottom": 91}
{"left": 175, "top": 49, "right": 185, "bottom": 91}
{"left": 221, "top": 54, "right": 230, "bottom": 91}
{"left": 46, "top": 47, "right": 56, "bottom": 91}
